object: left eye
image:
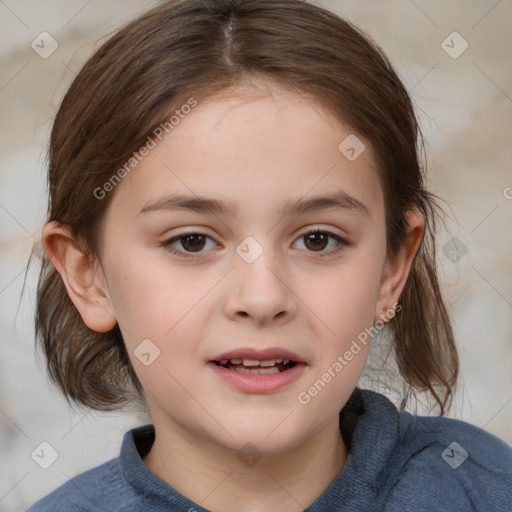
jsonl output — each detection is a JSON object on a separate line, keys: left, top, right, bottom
{"left": 293, "top": 229, "right": 345, "bottom": 255}
{"left": 160, "top": 229, "right": 347, "bottom": 259}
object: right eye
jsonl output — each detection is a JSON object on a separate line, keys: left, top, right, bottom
{"left": 160, "top": 232, "right": 218, "bottom": 259}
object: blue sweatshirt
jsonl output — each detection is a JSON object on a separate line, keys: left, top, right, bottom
{"left": 26, "top": 388, "right": 512, "bottom": 511}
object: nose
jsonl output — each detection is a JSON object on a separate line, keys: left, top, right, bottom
{"left": 223, "top": 241, "right": 297, "bottom": 326}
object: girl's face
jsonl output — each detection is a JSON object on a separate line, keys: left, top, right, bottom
{"left": 94, "top": 80, "right": 405, "bottom": 456}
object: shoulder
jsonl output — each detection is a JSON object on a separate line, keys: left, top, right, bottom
{"left": 386, "top": 409, "right": 512, "bottom": 511}
{"left": 24, "top": 458, "right": 138, "bottom": 512}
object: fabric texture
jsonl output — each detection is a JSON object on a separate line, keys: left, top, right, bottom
{"left": 26, "top": 388, "right": 512, "bottom": 511}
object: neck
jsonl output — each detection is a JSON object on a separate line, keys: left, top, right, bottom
{"left": 142, "top": 416, "right": 347, "bottom": 512}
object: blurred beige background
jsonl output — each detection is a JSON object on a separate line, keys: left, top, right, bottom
{"left": 1, "top": 0, "right": 511, "bottom": 510}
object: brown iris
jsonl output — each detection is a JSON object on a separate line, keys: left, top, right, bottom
{"left": 180, "top": 234, "right": 207, "bottom": 252}
{"left": 304, "top": 232, "right": 328, "bottom": 251}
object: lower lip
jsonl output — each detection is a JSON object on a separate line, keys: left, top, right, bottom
{"left": 207, "top": 362, "right": 307, "bottom": 393}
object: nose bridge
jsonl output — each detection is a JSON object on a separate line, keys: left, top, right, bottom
{"left": 226, "top": 234, "right": 296, "bottom": 322}
{"left": 235, "top": 234, "right": 285, "bottom": 294}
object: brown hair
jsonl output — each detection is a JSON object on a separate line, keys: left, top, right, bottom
{"left": 27, "top": 0, "right": 458, "bottom": 414}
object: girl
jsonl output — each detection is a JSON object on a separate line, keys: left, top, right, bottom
{"left": 26, "top": 0, "right": 512, "bottom": 510}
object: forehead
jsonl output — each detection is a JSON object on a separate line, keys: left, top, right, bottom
{"left": 105, "top": 80, "right": 384, "bottom": 224}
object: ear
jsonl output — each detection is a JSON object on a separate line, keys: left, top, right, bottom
{"left": 41, "top": 221, "right": 117, "bottom": 332}
{"left": 373, "top": 209, "right": 425, "bottom": 324}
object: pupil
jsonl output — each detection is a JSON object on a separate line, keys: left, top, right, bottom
{"left": 305, "top": 233, "right": 327, "bottom": 251}
{"left": 183, "top": 234, "right": 205, "bottom": 252}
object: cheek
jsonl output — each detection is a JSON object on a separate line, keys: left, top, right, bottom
{"left": 105, "top": 250, "right": 214, "bottom": 384}
{"left": 105, "top": 250, "right": 196, "bottom": 346}
{"left": 295, "top": 248, "right": 383, "bottom": 406}
{"left": 303, "top": 252, "right": 383, "bottom": 334}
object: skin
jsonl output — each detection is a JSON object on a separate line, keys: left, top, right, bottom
{"left": 43, "top": 78, "right": 425, "bottom": 512}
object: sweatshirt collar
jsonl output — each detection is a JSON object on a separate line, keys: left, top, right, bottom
{"left": 120, "top": 388, "right": 402, "bottom": 511}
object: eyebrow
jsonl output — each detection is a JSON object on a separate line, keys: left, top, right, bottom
{"left": 137, "top": 190, "right": 371, "bottom": 219}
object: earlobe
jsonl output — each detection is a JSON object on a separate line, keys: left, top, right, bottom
{"left": 373, "top": 209, "right": 425, "bottom": 324}
{"left": 41, "top": 221, "right": 117, "bottom": 333}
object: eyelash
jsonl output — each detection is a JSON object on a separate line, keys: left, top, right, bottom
{"left": 160, "top": 228, "right": 348, "bottom": 260}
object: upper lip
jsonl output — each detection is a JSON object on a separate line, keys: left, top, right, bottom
{"left": 210, "top": 347, "right": 306, "bottom": 363}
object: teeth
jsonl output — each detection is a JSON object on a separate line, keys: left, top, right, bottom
{"left": 240, "top": 358, "right": 286, "bottom": 367}
{"left": 259, "top": 359, "right": 276, "bottom": 367}
{"left": 216, "top": 357, "right": 295, "bottom": 367}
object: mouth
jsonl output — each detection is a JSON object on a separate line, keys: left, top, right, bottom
{"left": 209, "top": 347, "right": 306, "bottom": 374}
{"left": 208, "top": 348, "right": 307, "bottom": 393}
